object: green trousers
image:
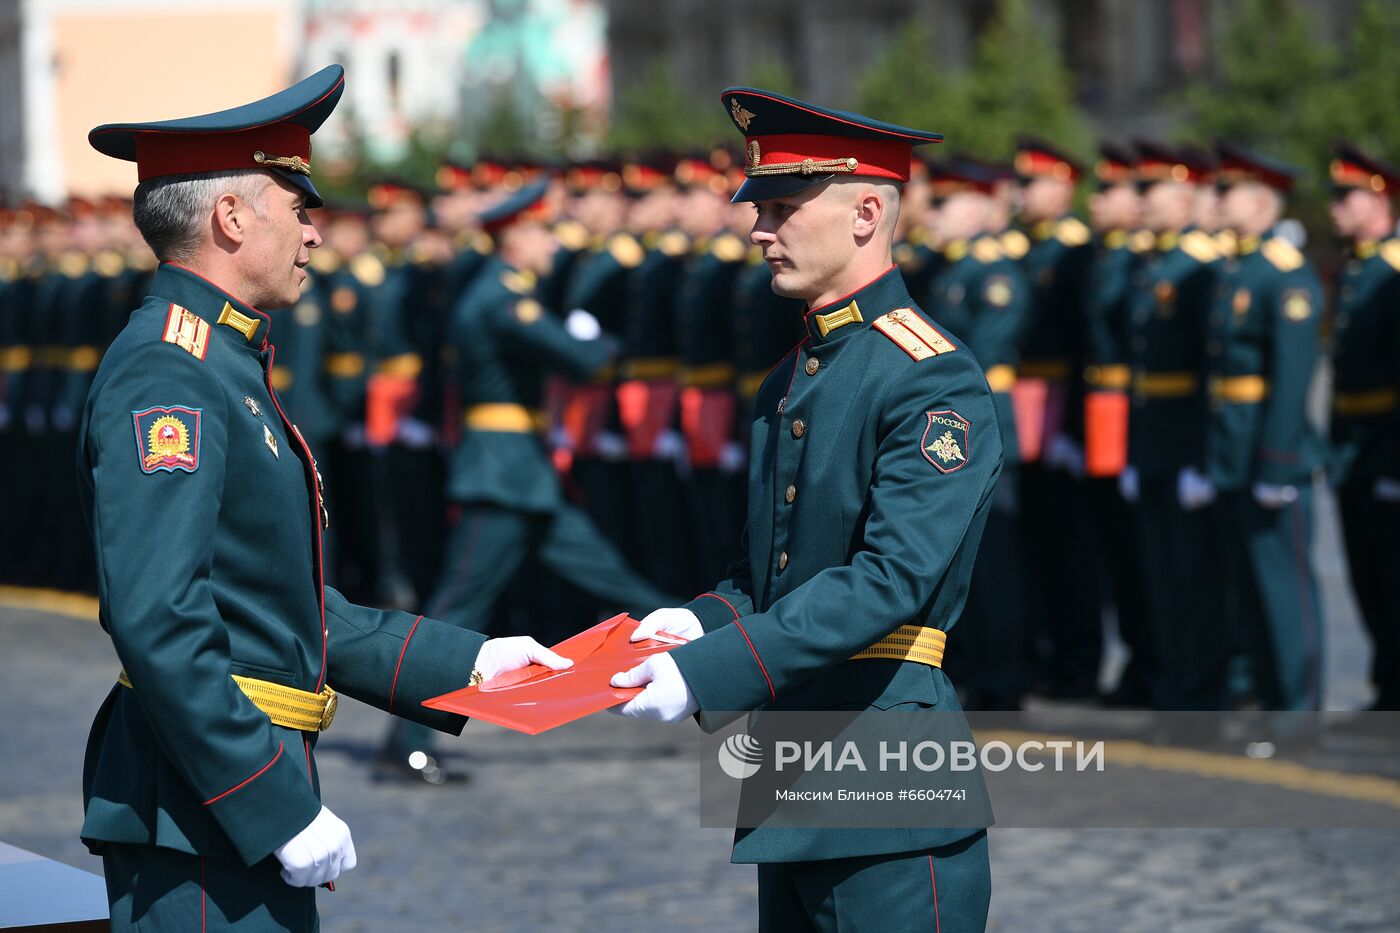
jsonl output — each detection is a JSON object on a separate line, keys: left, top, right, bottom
{"left": 103, "top": 843, "right": 317, "bottom": 932}
{"left": 756, "top": 832, "right": 990, "bottom": 932}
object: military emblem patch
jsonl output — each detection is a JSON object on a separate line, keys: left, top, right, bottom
{"left": 1282, "top": 289, "right": 1313, "bottom": 321}
{"left": 985, "top": 276, "right": 1013, "bottom": 307}
{"left": 132, "top": 406, "right": 201, "bottom": 474}
{"left": 731, "top": 98, "right": 756, "bottom": 131}
{"left": 922, "top": 410, "right": 970, "bottom": 473}
{"left": 1232, "top": 287, "right": 1251, "bottom": 317}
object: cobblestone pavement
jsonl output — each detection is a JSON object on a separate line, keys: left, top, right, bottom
{"left": 1, "top": 487, "right": 1396, "bottom": 932}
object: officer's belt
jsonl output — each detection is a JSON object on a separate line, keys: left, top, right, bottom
{"left": 464, "top": 403, "right": 548, "bottom": 433}
{"left": 1333, "top": 387, "right": 1398, "bottom": 416}
{"left": 851, "top": 625, "right": 945, "bottom": 669}
{"left": 376, "top": 352, "right": 423, "bottom": 379}
{"left": 679, "top": 362, "right": 736, "bottom": 389}
{"left": 620, "top": 357, "right": 679, "bottom": 381}
{"left": 324, "top": 352, "right": 366, "bottom": 378}
{"left": 118, "top": 670, "right": 338, "bottom": 732}
{"left": 1133, "top": 371, "right": 1198, "bottom": 397}
{"left": 0, "top": 346, "right": 33, "bottom": 372}
{"left": 1018, "top": 360, "right": 1069, "bottom": 381}
{"left": 739, "top": 371, "right": 768, "bottom": 399}
{"left": 1209, "top": 375, "right": 1269, "bottom": 404}
{"left": 984, "top": 365, "right": 1017, "bottom": 393}
{"left": 1084, "top": 364, "right": 1131, "bottom": 390}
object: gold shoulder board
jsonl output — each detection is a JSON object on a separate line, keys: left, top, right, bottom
{"left": 1055, "top": 217, "right": 1091, "bottom": 247}
{"left": 972, "top": 238, "right": 1003, "bottom": 264}
{"left": 1000, "top": 230, "right": 1030, "bottom": 259}
{"left": 660, "top": 231, "right": 690, "bottom": 257}
{"left": 1379, "top": 239, "right": 1400, "bottom": 273}
{"left": 350, "top": 253, "right": 386, "bottom": 287}
{"left": 1129, "top": 230, "right": 1156, "bottom": 253}
{"left": 553, "top": 221, "right": 587, "bottom": 252}
{"left": 872, "top": 309, "right": 957, "bottom": 362}
{"left": 608, "top": 234, "right": 645, "bottom": 269}
{"left": 1261, "top": 237, "right": 1304, "bottom": 273}
{"left": 712, "top": 234, "right": 746, "bottom": 263}
{"left": 1179, "top": 231, "right": 1220, "bottom": 265}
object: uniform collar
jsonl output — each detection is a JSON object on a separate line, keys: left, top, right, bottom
{"left": 150, "top": 263, "right": 271, "bottom": 350}
{"left": 802, "top": 264, "right": 909, "bottom": 344}
{"left": 1354, "top": 238, "right": 1379, "bottom": 259}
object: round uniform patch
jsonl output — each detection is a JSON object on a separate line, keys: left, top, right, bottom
{"left": 1282, "top": 289, "right": 1312, "bottom": 321}
{"left": 1232, "top": 287, "right": 1251, "bottom": 316}
{"left": 294, "top": 301, "right": 321, "bottom": 326}
{"left": 922, "top": 410, "right": 971, "bottom": 473}
{"left": 331, "top": 286, "right": 358, "bottom": 313}
{"left": 1154, "top": 280, "right": 1176, "bottom": 315}
{"left": 514, "top": 299, "right": 542, "bottom": 324}
{"left": 985, "top": 276, "right": 1013, "bottom": 307}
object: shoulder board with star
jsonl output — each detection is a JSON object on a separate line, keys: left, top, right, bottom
{"left": 659, "top": 231, "right": 690, "bottom": 258}
{"left": 1214, "top": 230, "right": 1238, "bottom": 258}
{"left": 350, "top": 253, "right": 386, "bottom": 287}
{"left": 500, "top": 269, "right": 536, "bottom": 295}
{"left": 972, "top": 237, "right": 1003, "bottom": 264}
{"left": 872, "top": 308, "right": 957, "bottom": 362}
{"left": 711, "top": 233, "right": 747, "bottom": 263}
{"left": 553, "top": 220, "right": 588, "bottom": 252}
{"left": 1378, "top": 239, "right": 1400, "bottom": 274}
{"left": 1179, "top": 230, "right": 1220, "bottom": 265}
{"left": 1261, "top": 237, "right": 1304, "bottom": 273}
{"left": 607, "top": 233, "right": 645, "bottom": 269}
{"left": 1055, "top": 217, "right": 1091, "bottom": 247}
{"left": 93, "top": 250, "right": 125, "bottom": 278}
{"left": 999, "top": 229, "right": 1030, "bottom": 259}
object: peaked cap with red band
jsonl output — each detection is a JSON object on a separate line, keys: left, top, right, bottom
{"left": 1134, "top": 139, "right": 1209, "bottom": 185}
{"left": 721, "top": 86, "right": 943, "bottom": 203}
{"left": 1214, "top": 139, "right": 1300, "bottom": 193}
{"left": 88, "top": 64, "right": 345, "bottom": 209}
{"left": 1014, "top": 135, "right": 1084, "bottom": 182}
{"left": 1330, "top": 141, "right": 1400, "bottom": 196}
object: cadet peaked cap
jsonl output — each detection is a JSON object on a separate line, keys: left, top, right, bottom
{"left": 721, "top": 86, "right": 943, "bottom": 202}
{"left": 1134, "top": 139, "right": 1210, "bottom": 185}
{"left": 928, "top": 157, "right": 1002, "bottom": 197}
{"left": 1094, "top": 142, "right": 1138, "bottom": 187}
{"left": 1330, "top": 141, "right": 1400, "bottom": 196}
{"left": 1014, "top": 135, "right": 1084, "bottom": 182}
{"left": 1214, "top": 140, "right": 1299, "bottom": 192}
{"left": 89, "top": 65, "right": 344, "bottom": 209}
{"left": 477, "top": 177, "right": 552, "bottom": 234}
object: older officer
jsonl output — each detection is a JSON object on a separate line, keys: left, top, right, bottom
{"left": 80, "top": 67, "right": 568, "bottom": 931}
{"left": 615, "top": 88, "right": 999, "bottom": 932}
{"left": 1208, "top": 142, "right": 1324, "bottom": 713}
{"left": 1328, "top": 143, "right": 1400, "bottom": 710}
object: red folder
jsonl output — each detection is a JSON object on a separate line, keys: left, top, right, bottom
{"left": 422, "top": 614, "right": 688, "bottom": 734}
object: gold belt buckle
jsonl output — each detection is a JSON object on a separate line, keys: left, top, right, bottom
{"left": 319, "top": 687, "right": 338, "bottom": 731}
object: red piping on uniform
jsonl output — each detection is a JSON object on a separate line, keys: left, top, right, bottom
{"left": 204, "top": 743, "right": 283, "bottom": 805}
{"left": 803, "top": 265, "right": 898, "bottom": 319}
{"left": 698, "top": 592, "right": 740, "bottom": 621}
{"left": 732, "top": 620, "right": 776, "bottom": 700}
{"left": 303, "top": 736, "right": 313, "bottom": 784}
{"left": 720, "top": 90, "right": 939, "bottom": 143}
{"left": 389, "top": 616, "right": 424, "bottom": 714}
{"left": 264, "top": 344, "right": 328, "bottom": 690}
{"left": 780, "top": 340, "right": 808, "bottom": 410}
{"left": 928, "top": 852, "right": 942, "bottom": 933}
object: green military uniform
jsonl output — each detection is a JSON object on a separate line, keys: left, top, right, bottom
{"left": 925, "top": 221, "right": 1029, "bottom": 710}
{"left": 1014, "top": 200, "right": 1101, "bottom": 697}
{"left": 1206, "top": 229, "right": 1323, "bottom": 711}
{"left": 1126, "top": 224, "right": 1222, "bottom": 709}
{"left": 1328, "top": 145, "right": 1400, "bottom": 709}
{"left": 666, "top": 87, "right": 992, "bottom": 933}
{"left": 82, "top": 66, "right": 498, "bottom": 931}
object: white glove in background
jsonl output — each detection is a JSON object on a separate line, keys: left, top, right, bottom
{"left": 565, "top": 308, "right": 602, "bottom": 341}
{"left": 718, "top": 441, "right": 747, "bottom": 475}
{"left": 1177, "top": 466, "right": 1217, "bottom": 511}
{"left": 1374, "top": 477, "right": 1400, "bottom": 503}
{"left": 1252, "top": 482, "right": 1299, "bottom": 509}
{"left": 1118, "top": 465, "right": 1140, "bottom": 503}
{"left": 274, "top": 805, "right": 356, "bottom": 888}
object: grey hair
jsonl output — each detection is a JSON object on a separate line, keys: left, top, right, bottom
{"left": 131, "top": 169, "right": 272, "bottom": 263}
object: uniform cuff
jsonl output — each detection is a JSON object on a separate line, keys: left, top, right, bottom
{"left": 683, "top": 593, "right": 743, "bottom": 633}
{"left": 670, "top": 622, "right": 774, "bottom": 712}
{"left": 388, "top": 616, "right": 487, "bottom": 735}
{"left": 204, "top": 741, "right": 323, "bottom": 866}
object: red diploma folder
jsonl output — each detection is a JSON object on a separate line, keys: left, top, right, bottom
{"left": 422, "top": 614, "right": 688, "bottom": 735}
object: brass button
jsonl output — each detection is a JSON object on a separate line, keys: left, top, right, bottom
{"left": 791, "top": 419, "right": 806, "bottom": 438}
{"left": 805, "top": 357, "right": 820, "bottom": 376}
{"left": 778, "top": 551, "right": 789, "bottom": 570}
{"left": 785, "top": 485, "right": 796, "bottom": 503}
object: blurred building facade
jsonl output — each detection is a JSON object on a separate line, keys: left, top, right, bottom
{"left": 604, "top": 0, "right": 1359, "bottom": 136}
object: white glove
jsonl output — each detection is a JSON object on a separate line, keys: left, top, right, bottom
{"left": 651, "top": 428, "right": 686, "bottom": 462}
{"left": 1374, "top": 477, "right": 1400, "bottom": 503}
{"left": 565, "top": 308, "right": 602, "bottom": 341}
{"left": 274, "top": 805, "right": 357, "bottom": 888}
{"left": 1118, "top": 465, "right": 1140, "bottom": 503}
{"left": 395, "top": 416, "right": 435, "bottom": 449}
{"left": 593, "top": 430, "right": 627, "bottom": 461}
{"left": 474, "top": 636, "right": 574, "bottom": 683}
{"left": 1252, "top": 482, "right": 1298, "bottom": 509}
{"left": 610, "top": 653, "right": 699, "bottom": 722}
{"left": 1178, "top": 466, "right": 1217, "bottom": 511}
{"left": 630, "top": 607, "right": 704, "bottom": 643}
{"left": 547, "top": 425, "right": 573, "bottom": 451}
{"left": 1045, "top": 434, "right": 1085, "bottom": 477}
{"left": 718, "top": 440, "right": 747, "bottom": 475}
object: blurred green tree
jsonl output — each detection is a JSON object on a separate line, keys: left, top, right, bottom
{"left": 607, "top": 61, "right": 727, "bottom": 152}
{"left": 1326, "top": 0, "right": 1400, "bottom": 158}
